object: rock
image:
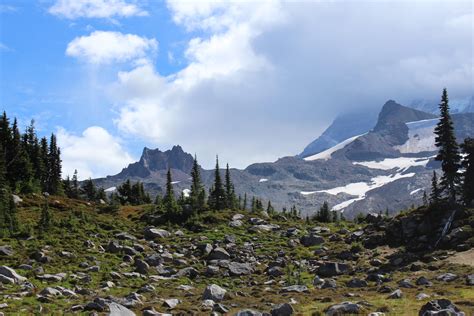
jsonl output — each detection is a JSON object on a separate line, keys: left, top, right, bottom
{"left": 321, "top": 278, "right": 337, "bottom": 289}
{"left": 107, "top": 302, "right": 136, "bottom": 316}
{"left": 202, "top": 284, "right": 227, "bottom": 302}
{"left": 12, "top": 194, "right": 23, "bottom": 204}
{"left": 416, "top": 293, "right": 431, "bottom": 300}
{"left": 317, "top": 262, "right": 350, "bottom": 277}
{"left": 419, "top": 299, "right": 465, "bottom": 316}
{"left": 370, "top": 259, "right": 383, "bottom": 267}
{"left": 324, "top": 302, "right": 362, "bottom": 316}
{"left": 224, "top": 235, "right": 236, "bottom": 243}
{"left": 267, "top": 266, "right": 284, "bottom": 277}
{"left": 213, "top": 303, "right": 229, "bottom": 313}
{"left": 0, "top": 266, "right": 27, "bottom": 283}
{"left": 436, "top": 273, "right": 458, "bottom": 282}
{"left": 115, "top": 232, "right": 136, "bottom": 241}
{"left": 387, "top": 289, "right": 403, "bottom": 299}
{"left": 175, "top": 267, "right": 198, "bottom": 279}
{"left": 271, "top": 303, "right": 294, "bottom": 316}
{"left": 134, "top": 259, "right": 149, "bottom": 274}
{"left": 39, "top": 287, "right": 62, "bottom": 297}
{"left": 234, "top": 310, "right": 263, "bottom": 316}
{"left": 36, "top": 273, "right": 67, "bottom": 282}
{"left": 144, "top": 227, "right": 170, "bottom": 239}
{"left": 106, "top": 241, "right": 123, "bottom": 253}
{"left": 280, "top": 285, "right": 308, "bottom": 293}
{"left": 346, "top": 278, "right": 368, "bottom": 288}
{"left": 163, "top": 298, "right": 180, "bottom": 309}
{"left": 229, "top": 220, "right": 243, "bottom": 227}
{"left": 398, "top": 279, "right": 415, "bottom": 288}
{"left": 300, "top": 234, "right": 324, "bottom": 247}
{"left": 249, "top": 224, "right": 280, "bottom": 232}
{"left": 233, "top": 214, "right": 244, "bottom": 220}
{"left": 416, "top": 276, "right": 433, "bottom": 286}
{"left": 208, "top": 247, "right": 230, "bottom": 260}
{"left": 0, "top": 246, "right": 13, "bottom": 257}
{"left": 466, "top": 274, "right": 474, "bottom": 286}
{"left": 228, "top": 262, "right": 254, "bottom": 276}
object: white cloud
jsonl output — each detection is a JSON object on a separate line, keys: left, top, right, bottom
{"left": 66, "top": 31, "right": 157, "bottom": 64}
{"left": 108, "top": 1, "right": 472, "bottom": 169}
{"left": 57, "top": 126, "right": 135, "bottom": 179}
{"left": 49, "top": 0, "right": 147, "bottom": 19}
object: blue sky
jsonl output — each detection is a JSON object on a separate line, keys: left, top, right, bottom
{"left": 0, "top": 1, "right": 472, "bottom": 179}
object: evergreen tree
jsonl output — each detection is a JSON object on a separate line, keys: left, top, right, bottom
{"left": 243, "top": 193, "right": 247, "bottom": 211}
{"left": 430, "top": 171, "right": 441, "bottom": 204}
{"left": 162, "top": 169, "right": 180, "bottom": 222}
{"left": 224, "top": 163, "right": 237, "bottom": 209}
{"left": 71, "top": 170, "right": 79, "bottom": 199}
{"left": 434, "top": 88, "right": 461, "bottom": 203}
{"left": 208, "top": 156, "right": 225, "bottom": 210}
{"left": 331, "top": 210, "right": 339, "bottom": 222}
{"left": 38, "top": 195, "right": 51, "bottom": 232}
{"left": 251, "top": 196, "right": 256, "bottom": 212}
{"left": 318, "top": 201, "right": 331, "bottom": 222}
{"left": 189, "top": 155, "right": 206, "bottom": 213}
{"left": 422, "top": 191, "right": 428, "bottom": 206}
{"left": 0, "top": 145, "right": 18, "bottom": 236}
{"left": 39, "top": 137, "right": 49, "bottom": 191}
{"left": 266, "top": 200, "right": 274, "bottom": 215}
{"left": 82, "top": 178, "right": 97, "bottom": 201}
{"left": 461, "top": 138, "right": 474, "bottom": 206}
{"left": 47, "top": 134, "right": 62, "bottom": 195}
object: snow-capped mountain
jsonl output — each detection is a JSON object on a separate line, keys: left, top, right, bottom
{"left": 94, "top": 100, "right": 474, "bottom": 219}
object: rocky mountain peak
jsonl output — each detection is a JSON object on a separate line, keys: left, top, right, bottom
{"left": 117, "top": 145, "right": 194, "bottom": 178}
{"left": 374, "top": 100, "right": 436, "bottom": 131}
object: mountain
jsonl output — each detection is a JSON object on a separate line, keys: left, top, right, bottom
{"left": 410, "top": 95, "right": 474, "bottom": 114}
{"left": 299, "top": 111, "right": 378, "bottom": 158}
{"left": 94, "top": 100, "right": 474, "bottom": 219}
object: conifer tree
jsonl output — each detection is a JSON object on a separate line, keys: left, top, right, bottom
{"left": 0, "top": 145, "right": 18, "bottom": 236}
{"left": 47, "top": 134, "right": 62, "bottom": 195}
{"left": 461, "top": 138, "right": 474, "bottom": 206}
{"left": 243, "top": 193, "right": 247, "bottom": 211}
{"left": 430, "top": 171, "right": 441, "bottom": 204}
{"left": 82, "top": 178, "right": 97, "bottom": 201}
{"left": 224, "top": 163, "right": 236, "bottom": 209}
{"left": 434, "top": 88, "right": 461, "bottom": 203}
{"left": 71, "top": 170, "right": 79, "bottom": 199}
{"left": 318, "top": 201, "right": 331, "bottom": 222}
{"left": 163, "top": 169, "right": 180, "bottom": 222}
{"left": 39, "top": 137, "right": 49, "bottom": 191}
{"left": 38, "top": 194, "right": 51, "bottom": 232}
{"left": 422, "top": 191, "right": 428, "bottom": 206}
{"left": 266, "top": 200, "right": 274, "bottom": 215}
{"left": 208, "top": 156, "right": 225, "bottom": 210}
{"left": 189, "top": 155, "right": 206, "bottom": 213}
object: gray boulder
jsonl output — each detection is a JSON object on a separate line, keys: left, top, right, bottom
{"left": 271, "top": 303, "right": 294, "bottom": 316}
{"left": 324, "top": 302, "right": 362, "bottom": 316}
{"left": 0, "top": 266, "right": 27, "bottom": 284}
{"left": 107, "top": 302, "right": 136, "bottom": 316}
{"left": 317, "top": 262, "right": 350, "bottom": 277}
{"left": 228, "top": 262, "right": 254, "bottom": 276}
{"left": 419, "top": 299, "right": 465, "bottom": 316}
{"left": 300, "top": 234, "right": 324, "bottom": 247}
{"left": 0, "top": 246, "right": 13, "bottom": 257}
{"left": 208, "top": 247, "right": 230, "bottom": 260}
{"left": 280, "top": 285, "right": 308, "bottom": 293}
{"left": 202, "top": 284, "right": 227, "bottom": 302}
{"left": 144, "top": 227, "right": 170, "bottom": 239}
{"left": 234, "top": 310, "right": 263, "bottom": 316}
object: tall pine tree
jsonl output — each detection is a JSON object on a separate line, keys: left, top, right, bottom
{"left": 224, "top": 163, "right": 236, "bottom": 209}
{"left": 434, "top": 88, "right": 461, "bottom": 203}
{"left": 208, "top": 156, "right": 225, "bottom": 210}
{"left": 189, "top": 155, "right": 206, "bottom": 213}
{"left": 430, "top": 171, "right": 441, "bottom": 204}
{"left": 162, "top": 168, "right": 180, "bottom": 221}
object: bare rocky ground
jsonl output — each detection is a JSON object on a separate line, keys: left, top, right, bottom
{"left": 0, "top": 194, "right": 473, "bottom": 315}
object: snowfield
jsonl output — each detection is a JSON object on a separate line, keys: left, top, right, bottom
{"left": 259, "top": 178, "right": 268, "bottom": 183}
{"left": 304, "top": 134, "right": 365, "bottom": 161}
{"left": 104, "top": 186, "right": 116, "bottom": 192}
{"left": 395, "top": 118, "right": 438, "bottom": 153}
{"left": 301, "top": 172, "right": 416, "bottom": 211}
{"left": 410, "top": 188, "right": 423, "bottom": 195}
{"left": 353, "top": 156, "right": 433, "bottom": 171}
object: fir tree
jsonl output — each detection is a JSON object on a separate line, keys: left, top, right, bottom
{"left": 0, "top": 145, "right": 18, "bottom": 236}
{"left": 266, "top": 200, "right": 274, "bottom": 214}
{"left": 208, "top": 156, "right": 225, "bottom": 210}
{"left": 461, "top": 138, "right": 474, "bottom": 206}
{"left": 331, "top": 210, "right": 339, "bottom": 222}
{"left": 422, "top": 191, "right": 428, "bottom": 206}
{"left": 162, "top": 169, "right": 180, "bottom": 222}
{"left": 318, "top": 201, "right": 331, "bottom": 222}
{"left": 82, "top": 178, "right": 97, "bottom": 201}
{"left": 434, "top": 88, "right": 461, "bottom": 203}
{"left": 430, "top": 171, "right": 441, "bottom": 204}
{"left": 224, "top": 163, "right": 236, "bottom": 209}
{"left": 242, "top": 193, "right": 247, "bottom": 211}
{"left": 47, "top": 134, "right": 62, "bottom": 195}
{"left": 71, "top": 170, "right": 79, "bottom": 199}
{"left": 38, "top": 194, "right": 51, "bottom": 232}
{"left": 189, "top": 155, "right": 206, "bottom": 213}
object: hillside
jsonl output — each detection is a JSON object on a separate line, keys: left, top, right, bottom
{"left": 0, "top": 194, "right": 473, "bottom": 315}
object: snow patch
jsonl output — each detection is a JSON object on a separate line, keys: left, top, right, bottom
{"left": 410, "top": 188, "right": 423, "bottom": 195}
{"left": 353, "top": 156, "right": 432, "bottom": 172}
{"left": 182, "top": 189, "right": 191, "bottom": 197}
{"left": 259, "top": 178, "right": 268, "bottom": 183}
{"left": 301, "top": 172, "right": 416, "bottom": 211}
{"left": 105, "top": 186, "right": 116, "bottom": 192}
{"left": 304, "top": 134, "right": 365, "bottom": 161}
{"left": 395, "top": 118, "right": 438, "bottom": 153}
{"left": 171, "top": 181, "right": 181, "bottom": 184}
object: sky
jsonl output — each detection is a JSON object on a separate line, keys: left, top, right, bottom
{"left": 0, "top": 0, "right": 472, "bottom": 179}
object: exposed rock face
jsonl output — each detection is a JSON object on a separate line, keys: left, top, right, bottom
{"left": 418, "top": 299, "right": 465, "bottom": 316}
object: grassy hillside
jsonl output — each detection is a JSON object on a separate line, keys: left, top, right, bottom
{"left": 0, "top": 194, "right": 473, "bottom": 315}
